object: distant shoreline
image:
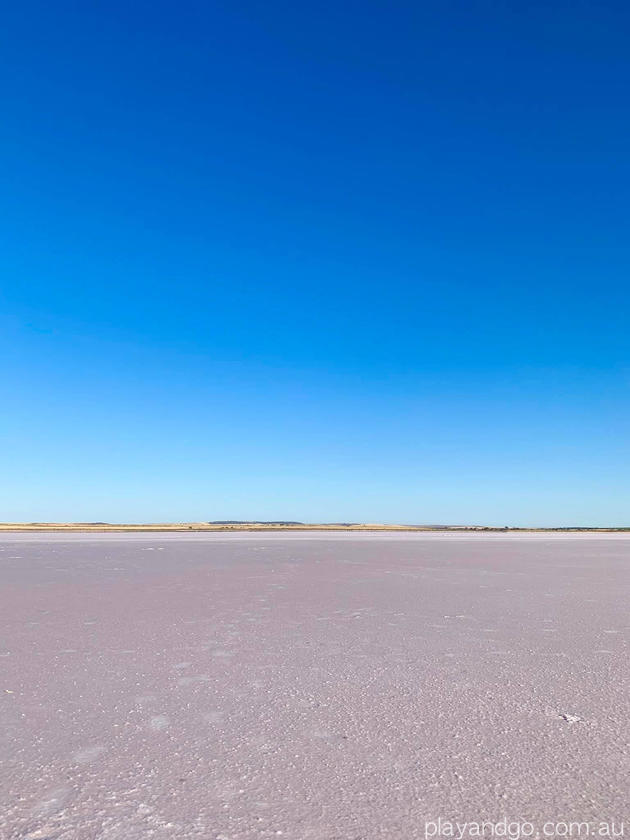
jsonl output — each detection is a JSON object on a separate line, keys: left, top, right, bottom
{"left": 1, "top": 523, "right": 629, "bottom": 533}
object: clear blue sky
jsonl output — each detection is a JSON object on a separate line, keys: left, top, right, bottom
{"left": 2, "top": 0, "right": 629, "bottom": 526}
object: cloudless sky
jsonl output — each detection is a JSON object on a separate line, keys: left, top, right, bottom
{"left": 2, "top": 0, "right": 629, "bottom": 525}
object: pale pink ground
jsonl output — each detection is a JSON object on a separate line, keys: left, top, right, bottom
{"left": 1, "top": 532, "right": 628, "bottom": 839}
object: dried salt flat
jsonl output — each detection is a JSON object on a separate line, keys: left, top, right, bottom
{"left": 0, "top": 531, "right": 628, "bottom": 839}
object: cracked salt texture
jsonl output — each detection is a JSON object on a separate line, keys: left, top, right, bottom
{"left": 1, "top": 531, "right": 628, "bottom": 838}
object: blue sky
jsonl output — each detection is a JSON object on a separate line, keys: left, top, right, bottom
{"left": 2, "top": 0, "right": 629, "bottom": 525}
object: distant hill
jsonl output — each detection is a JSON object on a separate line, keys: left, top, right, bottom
{"left": 208, "top": 520, "right": 305, "bottom": 525}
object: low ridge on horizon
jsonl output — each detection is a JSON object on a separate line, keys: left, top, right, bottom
{"left": 1, "top": 521, "right": 629, "bottom": 532}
